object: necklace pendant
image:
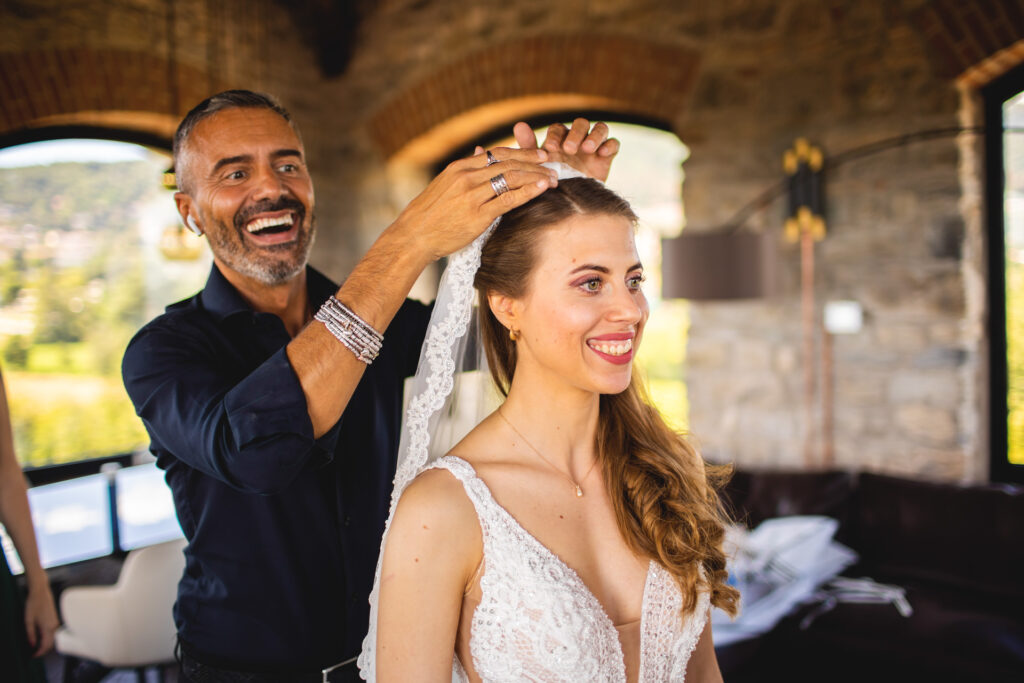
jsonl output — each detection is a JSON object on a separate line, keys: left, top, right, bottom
{"left": 575, "top": 485, "right": 583, "bottom": 497}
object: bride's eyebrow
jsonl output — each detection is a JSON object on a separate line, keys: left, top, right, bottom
{"left": 568, "top": 262, "right": 644, "bottom": 275}
{"left": 569, "top": 264, "right": 608, "bottom": 275}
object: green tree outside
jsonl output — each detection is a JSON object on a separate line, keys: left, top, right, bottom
{"left": 0, "top": 147, "right": 210, "bottom": 467}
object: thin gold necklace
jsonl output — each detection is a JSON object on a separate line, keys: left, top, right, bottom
{"left": 497, "top": 408, "right": 598, "bottom": 498}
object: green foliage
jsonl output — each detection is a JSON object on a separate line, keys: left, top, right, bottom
{"left": 0, "top": 161, "right": 159, "bottom": 233}
{"left": 0, "top": 154, "right": 206, "bottom": 467}
{"left": 648, "top": 377, "right": 689, "bottom": 432}
{"left": 0, "top": 251, "right": 26, "bottom": 305}
{"left": 636, "top": 300, "right": 689, "bottom": 431}
{"left": 5, "top": 371, "right": 147, "bottom": 467}
{"left": 1007, "top": 258, "right": 1024, "bottom": 465}
{"left": 2, "top": 336, "right": 29, "bottom": 369}
{"left": 25, "top": 343, "right": 93, "bottom": 374}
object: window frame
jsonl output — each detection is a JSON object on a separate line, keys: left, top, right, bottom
{"left": 983, "top": 62, "right": 1024, "bottom": 484}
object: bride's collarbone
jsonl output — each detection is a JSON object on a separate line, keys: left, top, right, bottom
{"left": 457, "top": 458, "right": 647, "bottom": 625}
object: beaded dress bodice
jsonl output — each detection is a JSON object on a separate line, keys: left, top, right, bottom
{"left": 431, "top": 456, "right": 710, "bottom": 683}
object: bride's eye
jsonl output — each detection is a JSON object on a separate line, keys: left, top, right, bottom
{"left": 581, "top": 278, "right": 602, "bottom": 293}
{"left": 627, "top": 273, "right": 646, "bottom": 290}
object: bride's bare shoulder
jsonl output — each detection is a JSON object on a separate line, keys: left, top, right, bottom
{"left": 388, "top": 467, "right": 481, "bottom": 569}
{"left": 447, "top": 412, "right": 515, "bottom": 469}
{"left": 400, "top": 466, "right": 476, "bottom": 522}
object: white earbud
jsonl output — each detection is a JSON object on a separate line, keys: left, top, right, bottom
{"left": 185, "top": 215, "right": 202, "bottom": 235}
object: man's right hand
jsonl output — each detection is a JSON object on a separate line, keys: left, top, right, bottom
{"left": 390, "top": 147, "right": 557, "bottom": 264}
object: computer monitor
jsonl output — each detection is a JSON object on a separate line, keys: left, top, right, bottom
{"left": 115, "top": 462, "right": 183, "bottom": 551}
{"left": 22, "top": 473, "right": 114, "bottom": 569}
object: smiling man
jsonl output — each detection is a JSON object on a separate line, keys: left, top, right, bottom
{"left": 121, "top": 90, "right": 618, "bottom": 682}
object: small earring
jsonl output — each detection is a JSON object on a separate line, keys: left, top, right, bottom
{"left": 509, "top": 328, "right": 518, "bottom": 342}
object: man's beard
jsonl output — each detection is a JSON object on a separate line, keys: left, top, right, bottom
{"left": 207, "top": 199, "right": 315, "bottom": 286}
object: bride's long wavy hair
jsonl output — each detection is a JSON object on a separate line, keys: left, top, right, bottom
{"left": 474, "top": 177, "right": 740, "bottom": 618}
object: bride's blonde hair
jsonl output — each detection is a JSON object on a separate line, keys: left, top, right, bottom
{"left": 474, "top": 178, "right": 740, "bottom": 618}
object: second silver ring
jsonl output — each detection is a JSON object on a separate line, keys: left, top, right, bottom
{"left": 486, "top": 150, "right": 499, "bottom": 166}
{"left": 490, "top": 173, "right": 510, "bottom": 197}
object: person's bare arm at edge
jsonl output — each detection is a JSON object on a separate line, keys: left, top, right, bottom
{"left": 288, "top": 146, "right": 555, "bottom": 437}
{"left": 0, "top": 370, "right": 59, "bottom": 656}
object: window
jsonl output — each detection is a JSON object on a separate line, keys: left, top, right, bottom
{"left": 0, "top": 139, "right": 210, "bottom": 468}
{"left": 984, "top": 65, "right": 1024, "bottom": 483}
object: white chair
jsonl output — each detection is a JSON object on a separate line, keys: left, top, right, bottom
{"left": 55, "top": 537, "right": 186, "bottom": 682}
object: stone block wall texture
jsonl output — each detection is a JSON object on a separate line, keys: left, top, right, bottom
{"left": 3, "top": 0, "right": 1023, "bottom": 481}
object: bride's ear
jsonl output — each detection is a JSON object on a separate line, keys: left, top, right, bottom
{"left": 487, "top": 291, "right": 519, "bottom": 333}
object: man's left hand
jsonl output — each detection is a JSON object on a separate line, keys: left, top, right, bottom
{"left": 513, "top": 118, "right": 620, "bottom": 183}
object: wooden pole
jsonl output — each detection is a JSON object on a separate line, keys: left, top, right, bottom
{"left": 822, "top": 325, "right": 834, "bottom": 469}
{"left": 801, "top": 224, "right": 816, "bottom": 469}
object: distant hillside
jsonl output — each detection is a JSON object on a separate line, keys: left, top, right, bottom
{"left": 0, "top": 159, "right": 165, "bottom": 232}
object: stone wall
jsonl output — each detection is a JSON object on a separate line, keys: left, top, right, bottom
{"left": 3, "top": 0, "right": 1022, "bottom": 481}
{"left": 676, "top": 2, "right": 970, "bottom": 479}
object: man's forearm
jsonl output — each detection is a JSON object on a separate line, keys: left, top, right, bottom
{"left": 288, "top": 221, "right": 431, "bottom": 437}
{"left": 287, "top": 146, "right": 556, "bottom": 437}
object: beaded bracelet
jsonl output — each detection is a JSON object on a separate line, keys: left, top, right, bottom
{"left": 314, "top": 296, "right": 383, "bottom": 364}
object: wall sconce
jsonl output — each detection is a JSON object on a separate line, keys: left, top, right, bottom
{"left": 784, "top": 138, "right": 825, "bottom": 243}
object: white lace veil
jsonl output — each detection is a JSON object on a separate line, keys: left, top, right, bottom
{"left": 358, "top": 161, "right": 587, "bottom": 681}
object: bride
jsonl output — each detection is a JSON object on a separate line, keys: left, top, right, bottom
{"left": 359, "top": 134, "right": 739, "bottom": 682}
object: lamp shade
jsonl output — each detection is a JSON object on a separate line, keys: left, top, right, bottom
{"left": 661, "top": 229, "right": 778, "bottom": 300}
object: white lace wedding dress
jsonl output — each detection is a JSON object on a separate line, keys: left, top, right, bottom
{"left": 430, "top": 455, "right": 710, "bottom": 683}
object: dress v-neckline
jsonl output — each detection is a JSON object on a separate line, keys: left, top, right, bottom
{"left": 447, "top": 456, "right": 653, "bottom": 651}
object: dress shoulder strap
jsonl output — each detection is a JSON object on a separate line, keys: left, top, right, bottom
{"left": 427, "top": 455, "right": 502, "bottom": 537}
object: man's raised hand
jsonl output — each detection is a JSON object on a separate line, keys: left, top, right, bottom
{"left": 393, "top": 147, "right": 556, "bottom": 264}
{"left": 514, "top": 118, "right": 620, "bottom": 183}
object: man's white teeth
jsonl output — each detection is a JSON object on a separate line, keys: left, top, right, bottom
{"left": 246, "top": 215, "right": 294, "bottom": 233}
{"left": 588, "top": 339, "right": 633, "bottom": 356}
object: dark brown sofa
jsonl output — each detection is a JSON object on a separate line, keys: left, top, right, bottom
{"left": 715, "top": 470, "right": 1024, "bottom": 683}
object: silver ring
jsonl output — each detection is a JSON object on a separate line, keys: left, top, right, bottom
{"left": 490, "top": 174, "right": 510, "bottom": 197}
{"left": 486, "top": 150, "right": 499, "bottom": 166}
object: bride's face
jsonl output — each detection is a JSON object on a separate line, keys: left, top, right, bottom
{"left": 507, "top": 212, "right": 649, "bottom": 396}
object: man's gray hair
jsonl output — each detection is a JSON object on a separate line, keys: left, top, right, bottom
{"left": 172, "top": 90, "right": 300, "bottom": 194}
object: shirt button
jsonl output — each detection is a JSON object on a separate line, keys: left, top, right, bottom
{"left": 344, "top": 515, "right": 351, "bottom": 527}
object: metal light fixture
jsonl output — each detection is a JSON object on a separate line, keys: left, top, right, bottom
{"left": 783, "top": 138, "right": 826, "bottom": 243}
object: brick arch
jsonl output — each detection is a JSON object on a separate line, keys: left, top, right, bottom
{"left": 912, "top": 0, "right": 1024, "bottom": 86}
{"left": 0, "top": 47, "right": 224, "bottom": 145}
{"left": 369, "top": 35, "right": 700, "bottom": 165}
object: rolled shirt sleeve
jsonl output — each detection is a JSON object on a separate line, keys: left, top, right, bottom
{"left": 123, "top": 317, "right": 339, "bottom": 495}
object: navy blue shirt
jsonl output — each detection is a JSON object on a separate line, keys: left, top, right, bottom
{"left": 122, "top": 265, "right": 429, "bottom": 671}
